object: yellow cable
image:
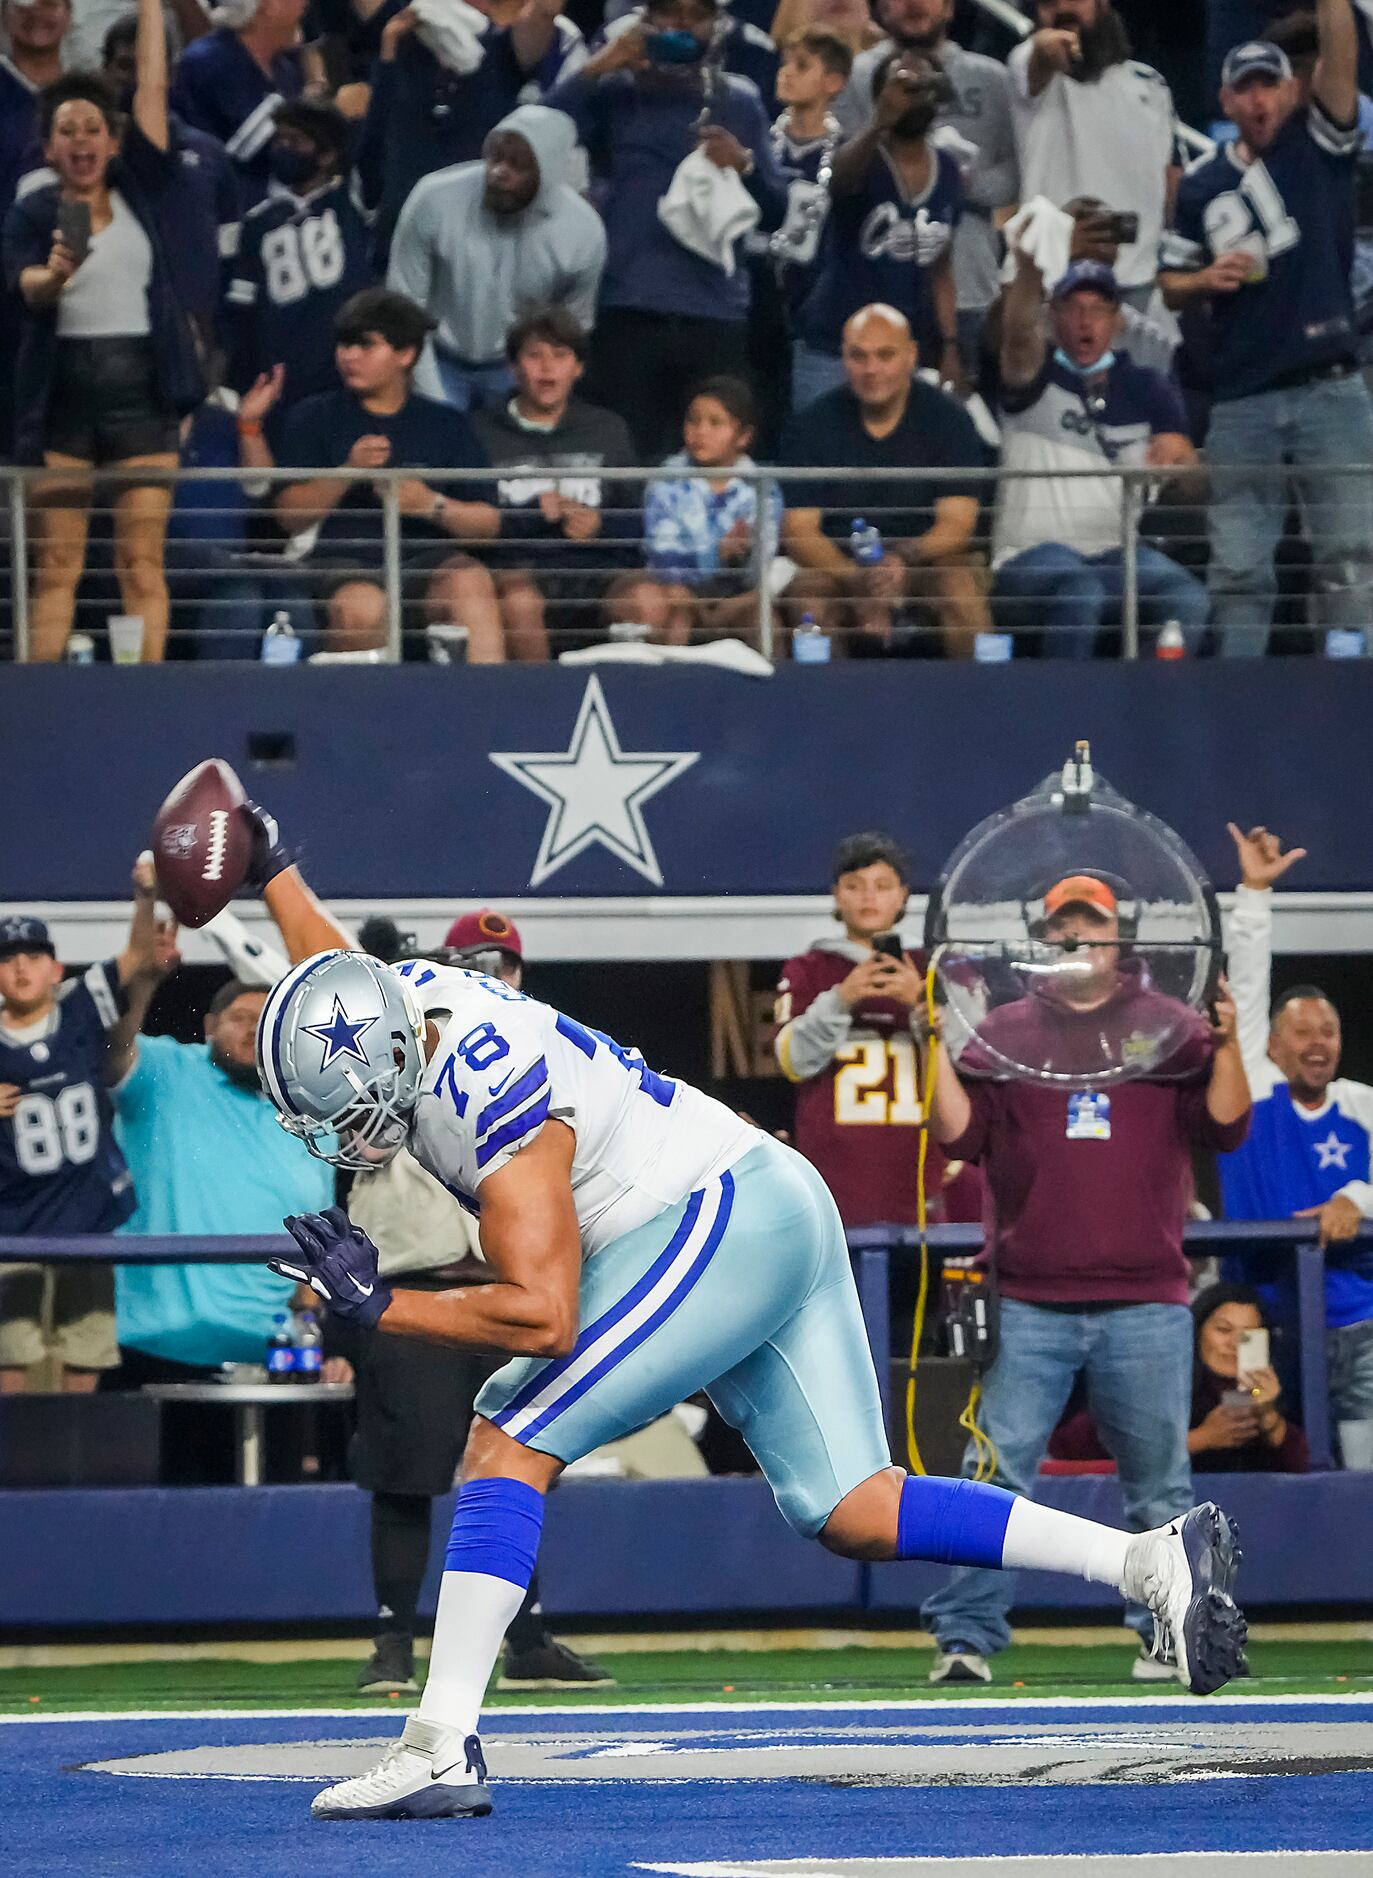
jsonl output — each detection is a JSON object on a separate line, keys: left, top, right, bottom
{"left": 904, "top": 963, "right": 942, "bottom": 1476}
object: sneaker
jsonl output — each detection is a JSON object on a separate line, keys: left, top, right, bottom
{"left": 496, "top": 1637, "right": 616, "bottom": 1691}
{"left": 311, "top": 1716, "right": 491, "bottom": 1820}
{"left": 928, "top": 1645, "right": 992, "bottom": 1685}
{"left": 1122, "top": 1502, "right": 1246, "bottom": 1696}
{"left": 1130, "top": 1641, "right": 1178, "bottom": 1682}
{"left": 357, "top": 1634, "right": 419, "bottom": 1696}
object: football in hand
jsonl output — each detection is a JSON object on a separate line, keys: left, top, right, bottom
{"left": 151, "top": 758, "right": 253, "bottom": 927}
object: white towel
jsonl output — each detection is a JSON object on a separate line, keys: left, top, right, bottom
{"left": 411, "top": 0, "right": 488, "bottom": 76}
{"left": 1001, "top": 194, "right": 1074, "bottom": 289}
{"left": 929, "top": 122, "right": 980, "bottom": 175}
{"left": 657, "top": 147, "right": 760, "bottom": 276}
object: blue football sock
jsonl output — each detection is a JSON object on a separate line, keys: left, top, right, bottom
{"left": 443, "top": 1476, "right": 545, "bottom": 1588}
{"left": 896, "top": 1475, "right": 1015, "bottom": 1568}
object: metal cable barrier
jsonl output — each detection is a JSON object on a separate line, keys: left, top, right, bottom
{"left": 1, "top": 1219, "right": 1354, "bottom": 1467}
{"left": 5, "top": 461, "right": 1373, "bottom": 665}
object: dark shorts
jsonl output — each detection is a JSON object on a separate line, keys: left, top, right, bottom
{"left": 46, "top": 336, "right": 178, "bottom": 464}
{"left": 308, "top": 542, "right": 473, "bottom": 636}
{"left": 332, "top": 1300, "right": 499, "bottom": 1497}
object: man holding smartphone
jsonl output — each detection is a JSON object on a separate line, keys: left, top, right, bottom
{"left": 774, "top": 831, "right": 977, "bottom": 1231}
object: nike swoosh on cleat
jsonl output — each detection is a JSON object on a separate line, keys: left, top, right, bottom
{"left": 347, "top": 1274, "right": 375, "bottom": 1297}
{"left": 431, "top": 1762, "right": 472, "bottom": 1782}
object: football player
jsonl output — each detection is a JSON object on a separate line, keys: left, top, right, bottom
{"left": 245, "top": 806, "right": 1247, "bottom": 1820}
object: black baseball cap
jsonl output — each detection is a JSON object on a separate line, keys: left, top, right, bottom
{"left": 0, "top": 916, "right": 55, "bottom": 960}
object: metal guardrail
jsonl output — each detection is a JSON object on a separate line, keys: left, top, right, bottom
{"left": 0, "top": 1218, "right": 1354, "bottom": 1468}
{"left": 847, "top": 1220, "right": 1356, "bottom": 1473}
{"left": 6, "top": 460, "right": 1369, "bottom": 667}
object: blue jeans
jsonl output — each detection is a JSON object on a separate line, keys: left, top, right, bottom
{"left": 921, "top": 1298, "right": 1194, "bottom": 1657}
{"left": 993, "top": 541, "right": 1209, "bottom": 659}
{"left": 1206, "top": 372, "right": 1373, "bottom": 657}
{"left": 1329, "top": 1318, "right": 1373, "bottom": 1425}
{"left": 430, "top": 353, "right": 514, "bottom": 414}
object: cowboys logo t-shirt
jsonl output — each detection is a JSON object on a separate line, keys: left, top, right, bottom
{"left": 797, "top": 144, "right": 961, "bottom": 360}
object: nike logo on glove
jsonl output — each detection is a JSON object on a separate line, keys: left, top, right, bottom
{"left": 347, "top": 1274, "right": 375, "bottom": 1298}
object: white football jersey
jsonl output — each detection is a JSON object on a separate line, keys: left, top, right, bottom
{"left": 395, "top": 962, "right": 758, "bottom": 1258}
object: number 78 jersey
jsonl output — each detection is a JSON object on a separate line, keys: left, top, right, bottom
{"left": 397, "top": 962, "right": 758, "bottom": 1258}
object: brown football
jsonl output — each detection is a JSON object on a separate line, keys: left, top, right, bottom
{"left": 151, "top": 758, "right": 253, "bottom": 927}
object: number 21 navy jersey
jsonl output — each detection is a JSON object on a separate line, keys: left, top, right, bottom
{"left": 0, "top": 961, "right": 135, "bottom": 1236}
{"left": 1164, "top": 96, "right": 1361, "bottom": 401}
{"left": 394, "top": 962, "right": 756, "bottom": 1257}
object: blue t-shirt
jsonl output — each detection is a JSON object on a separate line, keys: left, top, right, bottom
{"left": 113, "top": 1034, "right": 333, "bottom": 1365}
{"left": 1165, "top": 97, "right": 1362, "bottom": 400}
{"left": 280, "top": 387, "right": 491, "bottom": 557}
{"left": 226, "top": 178, "right": 376, "bottom": 411}
{"left": 1221, "top": 1078, "right": 1373, "bottom": 1330}
{"left": 0, "top": 959, "right": 133, "bottom": 1236}
{"left": 799, "top": 144, "right": 961, "bottom": 358}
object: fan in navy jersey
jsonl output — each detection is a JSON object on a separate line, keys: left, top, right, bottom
{"left": 794, "top": 45, "right": 963, "bottom": 408}
{"left": 356, "top": 0, "right": 567, "bottom": 264}
{"left": 1219, "top": 823, "right": 1373, "bottom": 1436}
{"left": 1160, "top": 1, "right": 1373, "bottom": 657}
{"left": 0, "top": 869, "right": 160, "bottom": 1392}
{"left": 171, "top": 0, "right": 306, "bottom": 209}
{"left": 225, "top": 101, "right": 374, "bottom": 430}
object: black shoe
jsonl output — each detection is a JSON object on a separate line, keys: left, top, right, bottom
{"left": 357, "top": 1633, "right": 419, "bottom": 1695}
{"left": 496, "top": 1637, "right": 616, "bottom": 1691}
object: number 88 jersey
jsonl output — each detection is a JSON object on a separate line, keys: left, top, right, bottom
{"left": 0, "top": 961, "right": 135, "bottom": 1235}
{"left": 399, "top": 963, "right": 757, "bottom": 1260}
{"left": 775, "top": 942, "right": 960, "bottom": 1231}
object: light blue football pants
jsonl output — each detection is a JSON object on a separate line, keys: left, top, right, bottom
{"left": 475, "top": 1136, "right": 892, "bottom": 1535}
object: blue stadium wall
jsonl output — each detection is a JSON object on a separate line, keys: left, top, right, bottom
{"left": 3, "top": 662, "right": 1372, "bottom": 900}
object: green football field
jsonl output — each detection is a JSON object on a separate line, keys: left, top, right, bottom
{"left": 3, "top": 1638, "right": 1370, "bottom": 1715}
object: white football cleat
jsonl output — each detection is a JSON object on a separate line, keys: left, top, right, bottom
{"left": 311, "top": 1716, "right": 492, "bottom": 1820}
{"left": 1123, "top": 1502, "right": 1246, "bottom": 1696}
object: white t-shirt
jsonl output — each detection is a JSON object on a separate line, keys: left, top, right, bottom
{"left": 397, "top": 962, "right": 758, "bottom": 1258}
{"left": 56, "top": 190, "right": 152, "bottom": 338}
{"left": 1007, "top": 43, "right": 1178, "bottom": 290}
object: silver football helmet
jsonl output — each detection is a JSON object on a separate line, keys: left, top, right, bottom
{"left": 257, "top": 949, "right": 427, "bottom": 1171}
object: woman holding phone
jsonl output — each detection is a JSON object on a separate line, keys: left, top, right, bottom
{"left": 2, "top": 0, "right": 203, "bottom": 661}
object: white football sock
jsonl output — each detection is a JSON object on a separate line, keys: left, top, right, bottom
{"left": 416, "top": 1569, "right": 526, "bottom": 1739}
{"left": 1002, "top": 1497, "right": 1131, "bottom": 1590}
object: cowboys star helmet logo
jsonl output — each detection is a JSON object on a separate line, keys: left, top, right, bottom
{"left": 302, "top": 996, "right": 379, "bottom": 1069}
{"left": 159, "top": 824, "right": 199, "bottom": 860}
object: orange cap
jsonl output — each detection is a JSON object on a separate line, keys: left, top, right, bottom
{"left": 1043, "top": 875, "right": 1117, "bottom": 919}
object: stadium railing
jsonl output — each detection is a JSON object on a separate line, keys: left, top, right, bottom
{"left": 0, "top": 1219, "right": 1347, "bottom": 1468}
{"left": 5, "top": 460, "right": 1367, "bottom": 665}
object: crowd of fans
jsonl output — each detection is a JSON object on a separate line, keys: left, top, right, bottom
{"left": 3, "top": 0, "right": 1373, "bottom": 660}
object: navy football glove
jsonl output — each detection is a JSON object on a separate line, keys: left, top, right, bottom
{"left": 242, "top": 798, "right": 296, "bottom": 891}
{"left": 270, "top": 1205, "right": 391, "bottom": 1330}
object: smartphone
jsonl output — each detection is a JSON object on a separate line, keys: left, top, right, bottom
{"left": 872, "top": 931, "right": 904, "bottom": 962}
{"left": 56, "top": 199, "right": 91, "bottom": 264}
{"left": 1106, "top": 211, "right": 1139, "bottom": 246}
{"left": 1237, "top": 1327, "right": 1269, "bottom": 1375}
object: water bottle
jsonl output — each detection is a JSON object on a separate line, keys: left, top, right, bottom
{"left": 66, "top": 632, "right": 96, "bottom": 665}
{"left": 1155, "top": 620, "right": 1186, "bottom": 661}
{"left": 791, "top": 610, "right": 831, "bottom": 664}
{"left": 849, "top": 518, "right": 884, "bottom": 567}
{"left": 266, "top": 1311, "right": 295, "bottom": 1383}
{"left": 294, "top": 1309, "right": 323, "bottom": 1382}
{"left": 1324, "top": 628, "right": 1366, "bottom": 659}
{"left": 260, "top": 609, "right": 302, "bottom": 664}
{"left": 973, "top": 631, "right": 1013, "bottom": 663}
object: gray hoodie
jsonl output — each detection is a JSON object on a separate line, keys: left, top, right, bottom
{"left": 387, "top": 103, "right": 607, "bottom": 387}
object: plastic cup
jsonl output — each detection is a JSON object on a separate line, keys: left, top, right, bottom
{"left": 107, "top": 614, "right": 144, "bottom": 664}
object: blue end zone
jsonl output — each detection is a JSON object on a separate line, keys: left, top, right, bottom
{"left": 8, "top": 1702, "right": 1372, "bottom": 1878}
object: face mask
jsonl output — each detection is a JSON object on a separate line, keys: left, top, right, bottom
{"left": 645, "top": 28, "right": 705, "bottom": 63}
{"left": 268, "top": 144, "right": 318, "bottom": 189}
{"left": 1055, "top": 344, "right": 1116, "bottom": 377}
